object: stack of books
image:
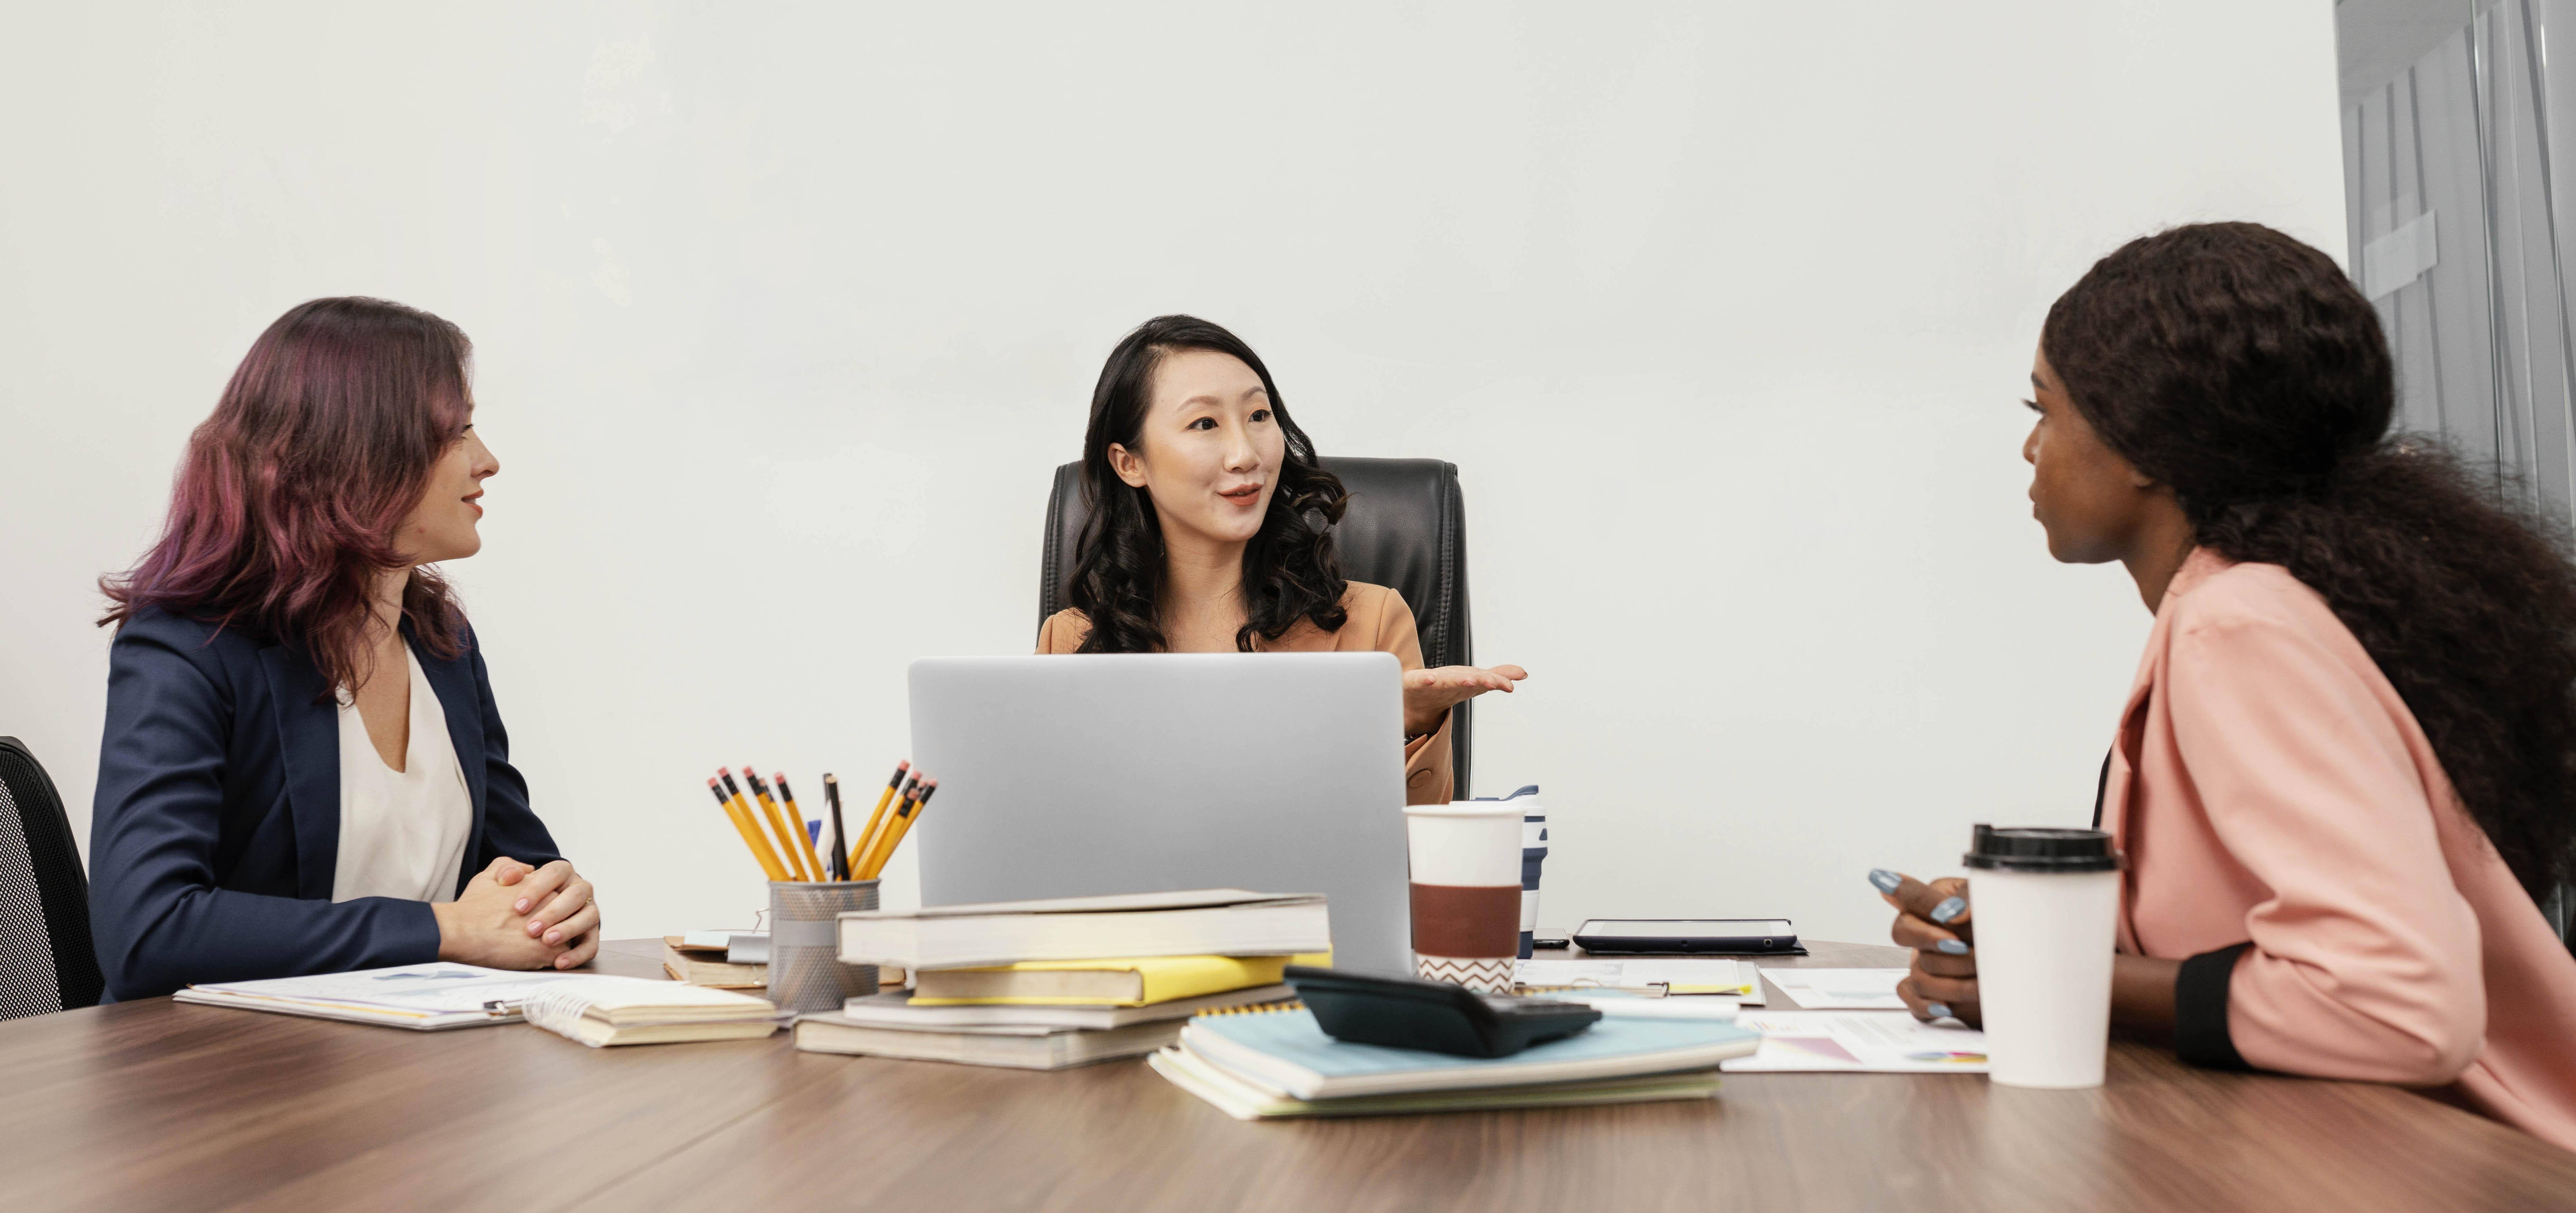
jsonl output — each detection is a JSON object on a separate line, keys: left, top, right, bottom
{"left": 1150, "top": 1002, "right": 1762, "bottom": 1119}
{"left": 798, "top": 889, "right": 1331, "bottom": 1070}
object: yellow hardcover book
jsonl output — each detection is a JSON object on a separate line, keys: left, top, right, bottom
{"left": 911, "top": 952, "right": 1333, "bottom": 1007}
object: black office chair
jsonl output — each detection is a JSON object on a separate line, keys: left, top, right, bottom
{"left": 0, "top": 737, "right": 104, "bottom": 1017}
{"left": 2546, "top": 885, "right": 2574, "bottom": 956}
{"left": 1040, "top": 456, "right": 1477, "bottom": 796}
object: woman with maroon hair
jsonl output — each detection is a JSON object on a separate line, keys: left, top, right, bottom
{"left": 89, "top": 297, "right": 601, "bottom": 1000}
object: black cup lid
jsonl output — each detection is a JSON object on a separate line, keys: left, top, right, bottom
{"left": 1961, "top": 824, "right": 2124, "bottom": 872}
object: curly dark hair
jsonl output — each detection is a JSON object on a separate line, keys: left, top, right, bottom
{"left": 2044, "top": 221, "right": 2576, "bottom": 898}
{"left": 1065, "top": 315, "right": 1351, "bottom": 653}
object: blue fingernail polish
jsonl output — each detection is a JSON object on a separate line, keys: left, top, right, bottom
{"left": 1937, "top": 939, "right": 1969, "bottom": 955}
{"left": 1931, "top": 896, "right": 1966, "bottom": 924}
{"left": 1926, "top": 1002, "right": 1952, "bottom": 1019}
{"left": 1867, "top": 869, "right": 1902, "bottom": 894}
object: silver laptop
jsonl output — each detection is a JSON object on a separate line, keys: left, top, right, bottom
{"left": 907, "top": 653, "right": 1412, "bottom": 975}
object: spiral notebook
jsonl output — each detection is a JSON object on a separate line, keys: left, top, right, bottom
{"left": 1167, "top": 1001, "right": 1760, "bottom": 1102}
{"left": 1149, "top": 1044, "right": 1730, "bottom": 1120}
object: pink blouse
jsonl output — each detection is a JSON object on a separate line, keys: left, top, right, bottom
{"left": 2101, "top": 549, "right": 2576, "bottom": 1150}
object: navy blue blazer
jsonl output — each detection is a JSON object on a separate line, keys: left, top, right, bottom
{"left": 89, "top": 605, "right": 564, "bottom": 1000}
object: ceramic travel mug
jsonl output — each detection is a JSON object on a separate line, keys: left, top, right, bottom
{"left": 1519, "top": 797, "right": 1548, "bottom": 960}
{"left": 1404, "top": 802, "right": 1524, "bottom": 992}
{"left": 767, "top": 879, "right": 881, "bottom": 1014}
{"left": 1471, "top": 785, "right": 1548, "bottom": 959}
{"left": 1961, "top": 825, "right": 2125, "bottom": 1089}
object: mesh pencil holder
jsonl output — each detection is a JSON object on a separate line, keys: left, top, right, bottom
{"left": 767, "top": 879, "right": 880, "bottom": 1014}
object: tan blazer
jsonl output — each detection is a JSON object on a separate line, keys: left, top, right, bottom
{"left": 2102, "top": 548, "right": 2576, "bottom": 1150}
{"left": 1035, "top": 581, "right": 1454, "bottom": 806}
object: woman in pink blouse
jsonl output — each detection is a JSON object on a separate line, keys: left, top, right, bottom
{"left": 1876, "top": 222, "right": 2576, "bottom": 1150}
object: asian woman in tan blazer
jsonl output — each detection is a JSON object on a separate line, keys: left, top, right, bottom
{"left": 1879, "top": 224, "right": 2576, "bottom": 1151}
{"left": 1036, "top": 315, "right": 1526, "bottom": 806}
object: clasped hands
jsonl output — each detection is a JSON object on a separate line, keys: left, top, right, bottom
{"left": 431, "top": 856, "right": 603, "bottom": 971}
{"left": 1401, "top": 664, "right": 1529, "bottom": 738}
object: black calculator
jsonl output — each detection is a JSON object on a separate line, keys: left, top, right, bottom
{"left": 1284, "top": 966, "right": 1602, "bottom": 1058}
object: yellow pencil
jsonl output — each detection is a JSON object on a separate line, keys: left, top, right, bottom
{"left": 854, "top": 782, "right": 915, "bottom": 880}
{"left": 848, "top": 761, "right": 908, "bottom": 875}
{"left": 853, "top": 772, "right": 914, "bottom": 875}
{"left": 743, "top": 767, "right": 814, "bottom": 881}
{"left": 860, "top": 777, "right": 936, "bottom": 880}
{"left": 723, "top": 768, "right": 804, "bottom": 881}
{"left": 772, "top": 772, "right": 830, "bottom": 883}
{"left": 856, "top": 776, "right": 919, "bottom": 878}
{"left": 709, "top": 776, "right": 788, "bottom": 880}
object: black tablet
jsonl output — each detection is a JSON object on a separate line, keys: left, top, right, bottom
{"left": 1571, "top": 919, "right": 1800, "bottom": 954}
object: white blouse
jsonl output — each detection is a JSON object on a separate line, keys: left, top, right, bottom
{"left": 331, "top": 643, "right": 471, "bottom": 903}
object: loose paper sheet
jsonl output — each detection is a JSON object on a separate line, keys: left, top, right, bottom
{"left": 1514, "top": 958, "right": 1763, "bottom": 1004}
{"left": 1720, "top": 1011, "right": 1988, "bottom": 1073}
{"left": 190, "top": 964, "right": 584, "bottom": 1019}
{"left": 1765, "top": 968, "right": 1911, "bottom": 1010}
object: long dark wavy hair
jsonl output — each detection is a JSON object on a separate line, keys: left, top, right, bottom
{"left": 1065, "top": 315, "right": 1351, "bottom": 653}
{"left": 100, "top": 297, "right": 475, "bottom": 694}
{"left": 2045, "top": 221, "right": 2576, "bottom": 898}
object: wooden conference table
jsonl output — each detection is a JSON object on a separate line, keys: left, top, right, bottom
{"left": 8, "top": 938, "right": 2575, "bottom": 1212}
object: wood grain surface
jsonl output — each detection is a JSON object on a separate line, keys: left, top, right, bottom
{"left": 4, "top": 938, "right": 2570, "bottom": 1213}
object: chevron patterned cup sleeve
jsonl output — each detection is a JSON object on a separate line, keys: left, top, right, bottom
{"left": 1413, "top": 954, "right": 1517, "bottom": 993}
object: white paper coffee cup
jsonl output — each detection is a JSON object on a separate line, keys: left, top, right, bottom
{"left": 1405, "top": 802, "right": 1523, "bottom": 991}
{"left": 1961, "top": 824, "right": 2123, "bottom": 1089}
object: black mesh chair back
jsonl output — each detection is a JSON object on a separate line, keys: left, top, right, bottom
{"left": 0, "top": 737, "right": 104, "bottom": 1016}
{"left": 1040, "top": 456, "right": 1476, "bottom": 795}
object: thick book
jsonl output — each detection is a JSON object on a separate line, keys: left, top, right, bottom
{"left": 838, "top": 889, "right": 1330, "bottom": 971}
{"left": 836, "top": 985, "right": 1295, "bottom": 1031}
{"left": 794, "top": 1012, "right": 1182, "bottom": 1069}
{"left": 518, "top": 976, "right": 786, "bottom": 1048}
{"left": 1149, "top": 1044, "right": 1726, "bottom": 1120}
{"left": 910, "top": 953, "right": 1329, "bottom": 1006}
{"left": 662, "top": 938, "right": 766, "bottom": 989}
{"left": 1178, "top": 1005, "right": 1761, "bottom": 1100}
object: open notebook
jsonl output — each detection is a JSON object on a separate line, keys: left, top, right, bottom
{"left": 175, "top": 963, "right": 785, "bottom": 1044}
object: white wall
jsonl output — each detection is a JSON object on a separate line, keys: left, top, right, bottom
{"left": 0, "top": 3, "right": 2346, "bottom": 947}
